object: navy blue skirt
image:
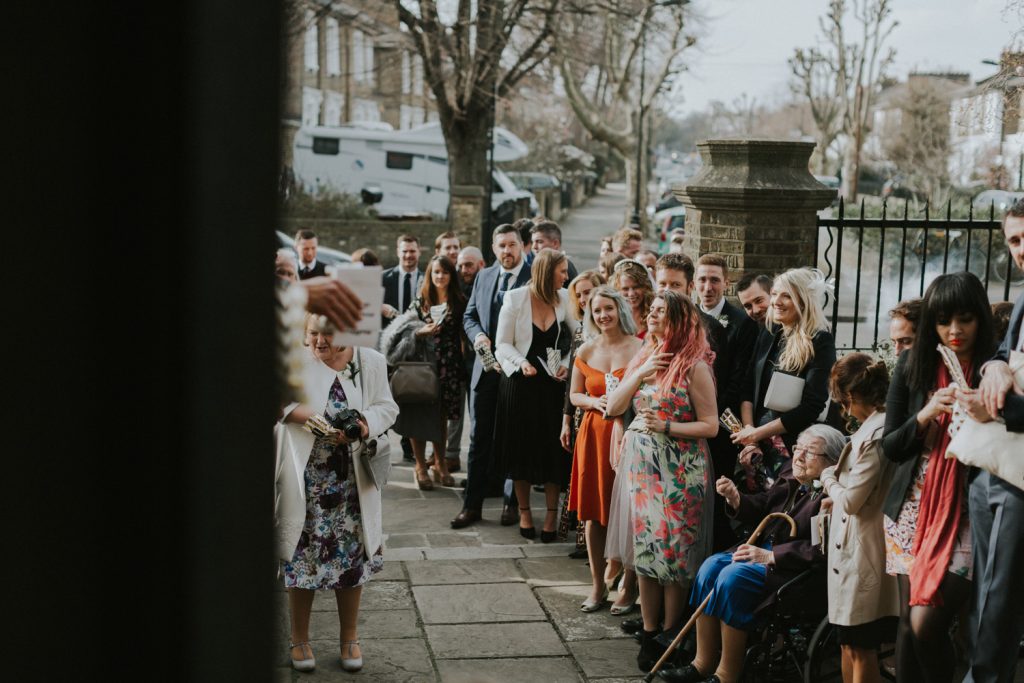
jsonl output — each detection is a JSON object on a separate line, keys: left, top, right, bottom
{"left": 690, "top": 551, "right": 768, "bottom": 630}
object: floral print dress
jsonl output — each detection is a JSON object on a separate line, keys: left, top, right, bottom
{"left": 283, "top": 376, "right": 383, "bottom": 589}
{"left": 624, "top": 380, "right": 713, "bottom": 585}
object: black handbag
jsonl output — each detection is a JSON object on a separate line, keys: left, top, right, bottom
{"left": 389, "top": 361, "right": 439, "bottom": 403}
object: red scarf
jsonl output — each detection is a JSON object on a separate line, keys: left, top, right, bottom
{"left": 909, "top": 361, "right": 969, "bottom": 607}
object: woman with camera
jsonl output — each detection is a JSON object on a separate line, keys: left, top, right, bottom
{"left": 379, "top": 255, "right": 467, "bottom": 490}
{"left": 274, "top": 314, "right": 399, "bottom": 673}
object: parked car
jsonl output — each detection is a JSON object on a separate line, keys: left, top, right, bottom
{"left": 505, "top": 171, "right": 560, "bottom": 191}
{"left": 277, "top": 230, "right": 351, "bottom": 265}
{"left": 972, "top": 189, "right": 1024, "bottom": 214}
{"left": 652, "top": 205, "right": 686, "bottom": 237}
{"left": 814, "top": 174, "right": 840, "bottom": 190}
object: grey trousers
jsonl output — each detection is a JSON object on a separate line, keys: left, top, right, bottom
{"left": 964, "top": 469, "right": 1024, "bottom": 683}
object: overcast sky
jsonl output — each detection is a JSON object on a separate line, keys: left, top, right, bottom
{"left": 669, "top": 0, "right": 1020, "bottom": 115}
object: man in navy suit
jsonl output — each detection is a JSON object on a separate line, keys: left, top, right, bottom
{"left": 295, "top": 229, "right": 328, "bottom": 280}
{"left": 696, "top": 254, "right": 759, "bottom": 551}
{"left": 451, "top": 224, "right": 532, "bottom": 528}
{"left": 963, "top": 201, "right": 1024, "bottom": 683}
{"left": 381, "top": 234, "right": 424, "bottom": 323}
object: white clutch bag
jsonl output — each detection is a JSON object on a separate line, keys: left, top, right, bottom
{"left": 764, "top": 371, "right": 830, "bottom": 422}
{"left": 946, "top": 350, "right": 1024, "bottom": 492}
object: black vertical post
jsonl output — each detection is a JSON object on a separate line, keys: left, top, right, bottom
{"left": 831, "top": 197, "right": 845, "bottom": 338}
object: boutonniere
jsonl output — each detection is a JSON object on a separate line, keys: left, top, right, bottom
{"left": 718, "top": 314, "right": 729, "bottom": 328}
{"left": 347, "top": 359, "right": 360, "bottom": 381}
{"left": 811, "top": 479, "right": 824, "bottom": 499}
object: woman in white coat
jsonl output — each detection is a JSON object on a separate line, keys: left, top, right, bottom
{"left": 274, "top": 314, "right": 398, "bottom": 673}
{"left": 820, "top": 352, "right": 898, "bottom": 683}
{"left": 494, "top": 248, "right": 579, "bottom": 542}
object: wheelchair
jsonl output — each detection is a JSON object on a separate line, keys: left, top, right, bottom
{"left": 740, "top": 566, "right": 895, "bottom": 683}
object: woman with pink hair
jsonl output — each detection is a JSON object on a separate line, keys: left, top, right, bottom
{"left": 605, "top": 290, "right": 719, "bottom": 672}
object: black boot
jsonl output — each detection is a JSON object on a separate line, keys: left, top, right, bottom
{"left": 638, "top": 628, "right": 666, "bottom": 672}
{"left": 621, "top": 616, "right": 644, "bottom": 635}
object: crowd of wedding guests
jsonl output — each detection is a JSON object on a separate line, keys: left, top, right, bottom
{"left": 272, "top": 203, "right": 1024, "bottom": 682}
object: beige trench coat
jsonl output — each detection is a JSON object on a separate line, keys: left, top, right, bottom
{"left": 820, "top": 410, "right": 900, "bottom": 626}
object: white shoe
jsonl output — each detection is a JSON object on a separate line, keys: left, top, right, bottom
{"left": 289, "top": 642, "right": 316, "bottom": 672}
{"left": 340, "top": 640, "right": 363, "bottom": 672}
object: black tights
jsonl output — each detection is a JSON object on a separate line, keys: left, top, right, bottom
{"left": 894, "top": 573, "right": 971, "bottom": 683}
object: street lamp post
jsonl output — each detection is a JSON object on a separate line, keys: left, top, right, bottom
{"left": 631, "top": 0, "right": 689, "bottom": 227}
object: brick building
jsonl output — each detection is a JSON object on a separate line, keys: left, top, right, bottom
{"left": 280, "top": 1, "right": 436, "bottom": 169}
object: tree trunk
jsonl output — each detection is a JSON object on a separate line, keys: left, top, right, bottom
{"left": 442, "top": 115, "right": 493, "bottom": 243}
{"left": 840, "top": 136, "right": 858, "bottom": 201}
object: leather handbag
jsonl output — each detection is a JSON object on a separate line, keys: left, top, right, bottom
{"left": 389, "top": 361, "right": 439, "bottom": 403}
{"left": 946, "top": 350, "right": 1024, "bottom": 491}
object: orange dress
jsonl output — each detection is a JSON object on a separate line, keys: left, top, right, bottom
{"left": 568, "top": 359, "right": 625, "bottom": 526}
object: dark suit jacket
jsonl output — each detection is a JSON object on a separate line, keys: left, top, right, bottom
{"left": 729, "top": 461, "right": 826, "bottom": 605}
{"left": 382, "top": 266, "right": 423, "bottom": 316}
{"left": 709, "top": 300, "right": 759, "bottom": 413}
{"left": 463, "top": 261, "right": 532, "bottom": 388}
{"left": 700, "top": 310, "right": 729, "bottom": 398}
{"left": 525, "top": 250, "right": 577, "bottom": 286}
{"left": 297, "top": 260, "right": 327, "bottom": 280}
{"left": 741, "top": 326, "right": 837, "bottom": 445}
{"left": 993, "top": 293, "right": 1024, "bottom": 432}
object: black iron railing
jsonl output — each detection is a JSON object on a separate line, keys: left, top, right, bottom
{"left": 817, "top": 197, "right": 1022, "bottom": 351}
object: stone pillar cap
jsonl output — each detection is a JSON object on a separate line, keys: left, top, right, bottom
{"left": 674, "top": 138, "right": 835, "bottom": 211}
{"left": 450, "top": 185, "right": 485, "bottom": 197}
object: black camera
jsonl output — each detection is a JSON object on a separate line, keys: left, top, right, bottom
{"left": 330, "top": 408, "right": 364, "bottom": 441}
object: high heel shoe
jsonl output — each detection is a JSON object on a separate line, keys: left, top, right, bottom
{"left": 340, "top": 640, "right": 362, "bottom": 672}
{"left": 519, "top": 506, "right": 536, "bottom": 539}
{"left": 580, "top": 586, "right": 610, "bottom": 612}
{"left": 433, "top": 468, "right": 456, "bottom": 487}
{"left": 609, "top": 592, "right": 638, "bottom": 616}
{"left": 289, "top": 641, "right": 316, "bottom": 672}
{"left": 541, "top": 507, "right": 558, "bottom": 543}
{"left": 415, "top": 467, "right": 433, "bottom": 491}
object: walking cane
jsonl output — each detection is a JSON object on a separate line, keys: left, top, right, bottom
{"left": 643, "top": 511, "right": 798, "bottom": 683}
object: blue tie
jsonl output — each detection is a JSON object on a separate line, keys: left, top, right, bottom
{"left": 498, "top": 271, "right": 512, "bottom": 299}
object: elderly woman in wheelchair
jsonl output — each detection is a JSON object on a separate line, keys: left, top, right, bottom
{"left": 658, "top": 424, "right": 847, "bottom": 683}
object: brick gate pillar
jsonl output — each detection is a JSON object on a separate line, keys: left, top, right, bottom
{"left": 673, "top": 139, "right": 835, "bottom": 285}
{"left": 450, "top": 185, "right": 485, "bottom": 250}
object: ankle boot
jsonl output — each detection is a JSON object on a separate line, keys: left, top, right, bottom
{"left": 637, "top": 628, "right": 666, "bottom": 672}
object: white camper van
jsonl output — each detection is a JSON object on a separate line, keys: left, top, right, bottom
{"left": 292, "top": 122, "right": 537, "bottom": 218}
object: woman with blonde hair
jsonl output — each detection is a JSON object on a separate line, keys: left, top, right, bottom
{"left": 612, "top": 259, "right": 655, "bottom": 338}
{"left": 494, "top": 248, "right": 580, "bottom": 541}
{"left": 732, "top": 267, "right": 838, "bottom": 482}
{"left": 569, "top": 286, "right": 643, "bottom": 611}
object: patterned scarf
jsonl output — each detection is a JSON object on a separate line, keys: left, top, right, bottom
{"left": 909, "top": 361, "right": 969, "bottom": 607}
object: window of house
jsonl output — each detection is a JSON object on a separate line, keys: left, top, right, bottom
{"left": 323, "top": 91, "right": 344, "bottom": 126}
{"left": 326, "top": 18, "right": 341, "bottom": 76}
{"left": 312, "top": 137, "right": 340, "bottom": 155}
{"left": 302, "top": 87, "right": 323, "bottom": 127}
{"left": 353, "top": 30, "right": 374, "bottom": 85}
{"left": 413, "top": 54, "right": 424, "bottom": 94}
{"left": 353, "top": 98, "right": 380, "bottom": 122}
{"left": 386, "top": 152, "right": 414, "bottom": 170}
{"left": 303, "top": 10, "right": 318, "bottom": 72}
{"left": 400, "top": 104, "right": 425, "bottom": 130}
{"left": 402, "top": 51, "right": 411, "bottom": 95}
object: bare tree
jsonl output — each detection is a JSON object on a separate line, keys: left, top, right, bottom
{"left": 789, "top": 48, "right": 844, "bottom": 174}
{"left": 883, "top": 78, "right": 952, "bottom": 203}
{"left": 792, "top": 0, "right": 897, "bottom": 198}
{"left": 553, "top": 0, "right": 697, "bottom": 225}
{"left": 397, "top": 0, "right": 558, "bottom": 225}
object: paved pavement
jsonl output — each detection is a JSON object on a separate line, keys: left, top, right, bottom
{"left": 559, "top": 183, "right": 630, "bottom": 272}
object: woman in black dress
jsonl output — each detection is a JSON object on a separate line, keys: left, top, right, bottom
{"left": 494, "top": 248, "right": 579, "bottom": 541}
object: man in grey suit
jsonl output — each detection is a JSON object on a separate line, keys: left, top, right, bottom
{"left": 963, "top": 200, "right": 1024, "bottom": 683}
{"left": 451, "top": 224, "right": 531, "bottom": 528}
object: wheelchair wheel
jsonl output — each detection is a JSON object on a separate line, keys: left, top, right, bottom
{"left": 803, "top": 616, "right": 842, "bottom": 683}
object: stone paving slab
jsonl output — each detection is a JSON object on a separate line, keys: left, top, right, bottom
{"left": 566, "top": 638, "right": 643, "bottom": 679}
{"left": 426, "top": 622, "right": 567, "bottom": 659}
{"left": 278, "top": 637, "right": 435, "bottom": 682}
{"left": 535, "top": 586, "right": 634, "bottom": 642}
{"left": 423, "top": 544, "right": 525, "bottom": 560}
{"left": 522, "top": 541, "right": 578, "bottom": 557}
{"left": 414, "top": 582, "right": 545, "bottom": 624}
{"left": 517, "top": 556, "right": 592, "bottom": 586}
{"left": 385, "top": 547, "right": 427, "bottom": 561}
{"left": 357, "top": 608, "right": 423, "bottom": 639}
{"left": 436, "top": 656, "right": 582, "bottom": 682}
{"left": 312, "top": 580, "right": 413, "bottom": 611}
{"left": 406, "top": 558, "right": 524, "bottom": 586}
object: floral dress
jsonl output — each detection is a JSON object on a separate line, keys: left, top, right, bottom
{"left": 624, "top": 380, "right": 713, "bottom": 585}
{"left": 413, "top": 298, "right": 465, "bottom": 420}
{"left": 283, "top": 376, "right": 383, "bottom": 589}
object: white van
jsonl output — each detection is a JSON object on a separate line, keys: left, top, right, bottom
{"left": 292, "top": 121, "right": 537, "bottom": 218}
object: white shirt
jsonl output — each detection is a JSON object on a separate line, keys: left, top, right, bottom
{"left": 701, "top": 298, "right": 726, "bottom": 320}
{"left": 299, "top": 259, "right": 317, "bottom": 272}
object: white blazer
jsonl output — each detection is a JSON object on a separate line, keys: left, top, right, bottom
{"left": 495, "top": 286, "right": 578, "bottom": 376}
{"left": 274, "top": 347, "right": 398, "bottom": 563}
